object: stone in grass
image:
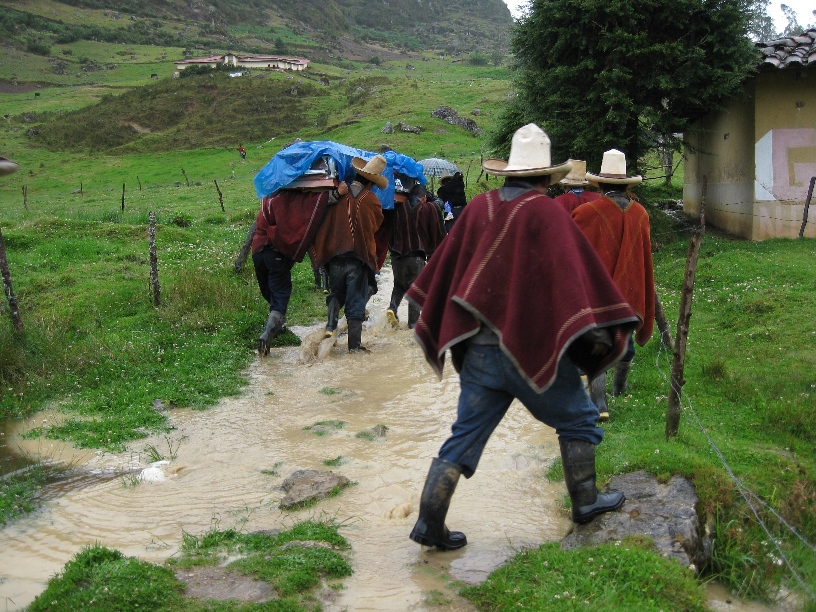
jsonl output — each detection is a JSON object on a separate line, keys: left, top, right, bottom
{"left": 561, "top": 470, "right": 711, "bottom": 571}
{"left": 280, "top": 469, "right": 350, "bottom": 509}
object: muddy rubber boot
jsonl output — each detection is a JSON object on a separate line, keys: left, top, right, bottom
{"left": 386, "top": 309, "right": 399, "bottom": 329}
{"left": 409, "top": 458, "right": 467, "bottom": 550}
{"left": 589, "top": 371, "right": 609, "bottom": 422}
{"left": 559, "top": 438, "right": 625, "bottom": 524}
{"left": 407, "top": 302, "right": 421, "bottom": 330}
{"left": 612, "top": 361, "right": 632, "bottom": 396}
{"left": 347, "top": 319, "right": 363, "bottom": 352}
{"left": 258, "top": 310, "right": 285, "bottom": 357}
{"left": 325, "top": 298, "right": 341, "bottom": 338}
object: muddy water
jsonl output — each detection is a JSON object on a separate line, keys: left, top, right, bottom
{"left": 0, "top": 269, "right": 784, "bottom": 611}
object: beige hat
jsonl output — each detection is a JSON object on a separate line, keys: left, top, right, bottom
{"left": 559, "top": 159, "right": 588, "bottom": 186}
{"left": 482, "top": 123, "right": 572, "bottom": 182}
{"left": 352, "top": 155, "right": 389, "bottom": 189}
{"left": 586, "top": 149, "right": 642, "bottom": 186}
{"left": 0, "top": 157, "right": 19, "bottom": 176}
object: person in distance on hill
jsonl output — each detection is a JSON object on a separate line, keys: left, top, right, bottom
{"left": 405, "top": 124, "right": 638, "bottom": 550}
{"left": 571, "top": 149, "right": 655, "bottom": 421}
{"left": 309, "top": 155, "right": 388, "bottom": 352}
{"left": 384, "top": 183, "right": 446, "bottom": 330}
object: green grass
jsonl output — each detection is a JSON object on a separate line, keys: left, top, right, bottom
{"left": 27, "top": 519, "right": 351, "bottom": 611}
{"left": 460, "top": 537, "right": 709, "bottom": 611}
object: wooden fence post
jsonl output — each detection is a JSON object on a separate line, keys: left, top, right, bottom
{"left": 181, "top": 168, "right": 189, "bottom": 187}
{"left": 121, "top": 183, "right": 126, "bottom": 212}
{"left": 148, "top": 212, "right": 160, "bottom": 307}
{"left": 22, "top": 185, "right": 28, "bottom": 211}
{"left": 666, "top": 229, "right": 703, "bottom": 437}
{"left": 214, "top": 179, "right": 225, "bottom": 212}
{"left": 0, "top": 226, "right": 24, "bottom": 331}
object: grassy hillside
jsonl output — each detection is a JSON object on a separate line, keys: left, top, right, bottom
{"left": 0, "top": 0, "right": 513, "bottom": 66}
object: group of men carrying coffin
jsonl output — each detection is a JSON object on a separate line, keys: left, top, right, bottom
{"left": 249, "top": 124, "right": 654, "bottom": 547}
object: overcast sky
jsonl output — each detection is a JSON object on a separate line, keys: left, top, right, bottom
{"left": 502, "top": 0, "right": 816, "bottom": 33}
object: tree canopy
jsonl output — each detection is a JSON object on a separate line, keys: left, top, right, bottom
{"left": 493, "top": 0, "right": 759, "bottom": 173}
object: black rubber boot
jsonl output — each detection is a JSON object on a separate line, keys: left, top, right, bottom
{"left": 319, "top": 267, "right": 329, "bottom": 294}
{"left": 325, "top": 298, "right": 341, "bottom": 336}
{"left": 258, "top": 310, "right": 285, "bottom": 357}
{"left": 589, "top": 371, "right": 609, "bottom": 421}
{"left": 409, "top": 458, "right": 467, "bottom": 550}
{"left": 612, "top": 361, "right": 632, "bottom": 396}
{"left": 407, "top": 302, "right": 421, "bottom": 330}
{"left": 347, "top": 319, "right": 363, "bottom": 352}
{"left": 559, "top": 438, "right": 625, "bottom": 524}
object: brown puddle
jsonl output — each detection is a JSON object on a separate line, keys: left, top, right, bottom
{"left": 0, "top": 268, "right": 788, "bottom": 611}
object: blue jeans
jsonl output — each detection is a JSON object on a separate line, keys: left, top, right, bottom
{"left": 438, "top": 344, "right": 603, "bottom": 478}
{"left": 252, "top": 247, "right": 295, "bottom": 315}
{"left": 326, "top": 256, "right": 369, "bottom": 322}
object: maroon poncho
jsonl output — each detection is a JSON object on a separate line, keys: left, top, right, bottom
{"left": 389, "top": 198, "right": 446, "bottom": 258}
{"left": 407, "top": 187, "right": 639, "bottom": 392}
{"left": 251, "top": 190, "right": 330, "bottom": 262}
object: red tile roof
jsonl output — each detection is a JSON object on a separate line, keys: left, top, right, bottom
{"left": 756, "top": 28, "right": 816, "bottom": 68}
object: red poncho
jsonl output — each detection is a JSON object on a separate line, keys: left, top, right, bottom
{"left": 554, "top": 189, "right": 601, "bottom": 214}
{"left": 251, "top": 190, "right": 330, "bottom": 262}
{"left": 389, "top": 198, "right": 446, "bottom": 258}
{"left": 572, "top": 196, "right": 655, "bottom": 346}
{"left": 407, "top": 187, "right": 639, "bottom": 392}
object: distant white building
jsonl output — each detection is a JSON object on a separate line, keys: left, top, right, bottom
{"left": 173, "top": 54, "right": 309, "bottom": 73}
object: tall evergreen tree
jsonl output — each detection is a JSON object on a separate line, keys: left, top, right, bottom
{"left": 495, "top": 0, "right": 758, "bottom": 173}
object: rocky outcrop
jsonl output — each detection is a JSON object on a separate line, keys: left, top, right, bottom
{"left": 431, "top": 106, "right": 483, "bottom": 136}
{"left": 561, "top": 470, "right": 711, "bottom": 571}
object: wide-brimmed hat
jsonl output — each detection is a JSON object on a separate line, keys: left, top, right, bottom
{"left": 352, "top": 155, "right": 389, "bottom": 189}
{"left": 560, "top": 159, "right": 588, "bottom": 186}
{"left": 586, "top": 149, "right": 642, "bottom": 186}
{"left": 439, "top": 171, "right": 453, "bottom": 182}
{"left": 0, "top": 157, "right": 19, "bottom": 176}
{"left": 482, "top": 124, "right": 572, "bottom": 182}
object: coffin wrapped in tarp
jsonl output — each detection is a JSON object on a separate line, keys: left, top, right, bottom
{"left": 253, "top": 140, "right": 426, "bottom": 210}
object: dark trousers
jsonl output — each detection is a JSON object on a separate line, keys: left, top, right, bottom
{"left": 252, "top": 247, "right": 295, "bottom": 315}
{"left": 326, "top": 256, "right": 369, "bottom": 322}
{"left": 389, "top": 254, "right": 425, "bottom": 327}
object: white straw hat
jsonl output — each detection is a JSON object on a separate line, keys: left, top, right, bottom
{"left": 560, "top": 159, "right": 588, "bottom": 186}
{"left": 482, "top": 123, "right": 572, "bottom": 182}
{"left": 586, "top": 149, "right": 642, "bottom": 185}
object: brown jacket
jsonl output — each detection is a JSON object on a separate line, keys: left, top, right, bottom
{"left": 309, "top": 182, "right": 384, "bottom": 271}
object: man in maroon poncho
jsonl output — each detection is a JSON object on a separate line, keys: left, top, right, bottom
{"left": 385, "top": 183, "right": 447, "bottom": 330}
{"left": 572, "top": 149, "right": 655, "bottom": 420}
{"left": 405, "top": 124, "right": 639, "bottom": 550}
{"left": 252, "top": 186, "right": 336, "bottom": 356}
{"left": 553, "top": 159, "right": 599, "bottom": 213}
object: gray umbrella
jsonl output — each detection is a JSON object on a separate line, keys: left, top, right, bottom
{"left": 418, "top": 158, "right": 460, "bottom": 178}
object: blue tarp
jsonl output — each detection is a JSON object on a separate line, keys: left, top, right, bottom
{"left": 253, "top": 140, "right": 426, "bottom": 210}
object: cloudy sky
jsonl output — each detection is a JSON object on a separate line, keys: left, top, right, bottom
{"left": 502, "top": 0, "right": 816, "bottom": 33}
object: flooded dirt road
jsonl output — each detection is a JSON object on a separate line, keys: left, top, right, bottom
{"left": 0, "top": 268, "right": 785, "bottom": 611}
{"left": 0, "top": 268, "right": 570, "bottom": 611}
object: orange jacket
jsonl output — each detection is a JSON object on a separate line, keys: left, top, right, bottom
{"left": 572, "top": 195, "right": 655, "bottom": 345}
